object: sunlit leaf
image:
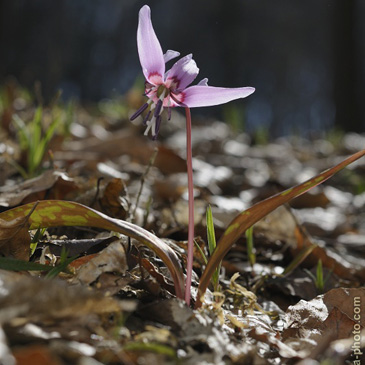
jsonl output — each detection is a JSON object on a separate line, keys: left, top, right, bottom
{"left": 206, "top": 205, "right": 220, "bottom": 291}
{"left": 196, "top": 149, "right": 365, "bottom": 308}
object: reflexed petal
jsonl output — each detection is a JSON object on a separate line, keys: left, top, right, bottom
{"left": 164, "top": 50, "right": 180, "bottom": 63}
{"left": 197, "top": 78, "right": 209, "bottom": 86}
{"left": 137, "top": 5, "right": 165, "bottom": 82}
{"left": 166, "top": 54, "right": 199, "bottom": 90}
{"left": 182, "top": 86, "right": 255, "bottom": 107}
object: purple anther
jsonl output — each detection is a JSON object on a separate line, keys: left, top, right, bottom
{"left": 152, "top": 115, "right": 162, "bottom": 140}
{"left": 142, "top": 110, "right": 152, "bottom": 125}
{"left": 130, "top": 103, "right": 149, "bottom": 121}
{"left": 154, "top": 99, "right": 163, "bottom": 118}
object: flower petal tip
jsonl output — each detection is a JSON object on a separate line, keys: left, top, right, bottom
{"left": 137, "top": 4, "right": 165, "bottom": 82}
{"left": 139, "top": 5, "right": 150, "bottom": 15}
{"left": 182, "top": 85, "right": 256, "bottom": 108}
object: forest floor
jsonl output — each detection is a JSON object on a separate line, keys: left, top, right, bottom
{"left": 0, "top": 83, "right": 365, "bottom": 364}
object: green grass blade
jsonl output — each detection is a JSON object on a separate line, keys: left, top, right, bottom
{"left": 45, "top": 255, "right": 77, "bottom": 279}
{"left": 282, "top": 244, "right": 318, "bottom": 276}
{"left": 12, "top": 114, "right": 29, "bottom": 149}
{"left": 245, "top": 226, "right": 256, "bottom": 267}
{"left": 32, "top": 106, "right": 43, "bottom": 147}
{"left": 0, "top": 257, "right": 53, "bottom": 271}
{"left": 206, "top": 205, "right": 216, "bottom": 256}
{"left": 206, "top": 205, "right": 220, "bottom": 290}
{"left": 316, "top": 259, "right": 324, "bottom": 292}
{"left": 194, "top": 239, "right": 208, "bottom": 265}
{"left": 30, "top": 227, "right": 46, "bottom": 256}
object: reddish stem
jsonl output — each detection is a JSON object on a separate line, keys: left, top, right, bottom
{"left": 184, "top": 107, "right": 194, "bottom": 306}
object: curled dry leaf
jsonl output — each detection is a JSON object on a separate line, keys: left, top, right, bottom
{"left": 0, "top": 170, "right": 77, "bottom": 208}
{"left": 0, "top": 216, "right": 31, "bottom": 260}
{"left": 294, "top": 236, "right": 365, "bottom": 281}
{"left": 97, "top": 178, "right": 129, "bottom": 219}
{"left": 138, "top": 257, "right": 176, "bottom": 295}
{"left": 283, "top": 287, "right": 365, "bottom": 358}
{"left": 59, "top": 130, "right": 186, "bottom": 174}
{"left": 12, "top": 345, "right": 62, "bottom": 365}
{"left": 71, "top": 240, "right": 128, "bottom": 286}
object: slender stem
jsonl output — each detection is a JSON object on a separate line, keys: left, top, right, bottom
{"left": 131, "top": 147, "right": 158, "bottom": 222}
{"left": 184, "top": 107, "right": 194, "bottom": 306}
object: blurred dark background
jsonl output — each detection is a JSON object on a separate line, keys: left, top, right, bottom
{"left": 0, "top": 0, "right": 364, "bottom": 136}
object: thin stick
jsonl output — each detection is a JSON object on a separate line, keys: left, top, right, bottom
{"left": 131, "top": 147, "right": 158, "bottom": 222}
{"left": 184, "top": 107, "right": 194, "bottom": 305}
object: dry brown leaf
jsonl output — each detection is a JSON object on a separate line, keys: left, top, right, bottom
{"left": 256, "top": 206, "right": 365, "bottom": 281}
{"left": 254, "top": 205, "right": 298, "bottom": 246}
{"left": 322, "top": 288, "right": 365, "bottom": 328}
{"left": 13, "top": 345, "right": 62, "bottom": 365}
{"left": 247, "top": 327, "right": 300, "bottom": 359}
{"left": 294, "top": 231, "right": 365, "bottom": 281}
{"left": 155, "top": 145, "right": 187, "bottom": 174}
{"left": 0, "top": 216, "right": 31, "bottom": 260}
{"left": 0, "top": 170, "right": 77, "bottom": 207}
{"left": 290, "top": 190, "right": 330, "bottom": 209}
{"left": 58, "top": 130, "right": 186, "bottom": 174}
{"left": 98, "top": 178, "right": 129, "bottom": 219}
{"left": 283, "top": 288, "right": 365, "bottom": 347}
{"left": 71, "top": 240, "right": 128, "bottom": 286}
{"left": 0, "top": 269, "right": 134, "bottom": 322}
{"left": 319, "top": 306, "right": 356, "bottom": 340}
{"left": 138, "top": 257, "right": 176, "bottom": 294}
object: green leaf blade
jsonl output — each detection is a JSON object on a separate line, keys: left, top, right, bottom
{"left": 196, "top": 149, "right": 365, "bottom": 308}
{"left": 0, "top": 200, "right": 185, "bottom": 299}
{"left": 0, "top": 257, "right": 53, "bottom": 272}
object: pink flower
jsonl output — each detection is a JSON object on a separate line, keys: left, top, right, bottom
{"left": 131, "top": 5, "right": 255, "bottom": 139}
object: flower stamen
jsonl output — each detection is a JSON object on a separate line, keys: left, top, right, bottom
{"left": 154, "top": 99, "right": 163, "bottom": 118}
{"left": 142, "top": 110, "right": 152, "bottom": 125}
{"left": 130, "top": 102, "right": 149, "bottom": 121}
{"left": 152, "top": 115, "right": 162, "bottom": 140}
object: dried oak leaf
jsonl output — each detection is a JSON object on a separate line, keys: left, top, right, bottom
{"left": 259, "top": 206, "right": 365, "bottom": 281}
{"left": 0, "top": 170, "right": 77, "bottom": 208}
{"left": 138, "top": 257, "right": 176, "bottom": 295}
{"left": 59, "top": 130, "right": 186, "bottom": 174}
{"left": 13, "top": 345, "right": 62, "bottom": 365}
{"left": 98, "top": 178, "right": 129, "bottom": 219}
{"left": 0, "top": 215, "right": 30, "bottom": 260}
{"left": 71, "top": 240, "right": 128, "bottom": 286}
{"left": 283, "top": 287, "right": 365, "bottom": 355}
